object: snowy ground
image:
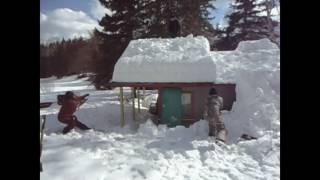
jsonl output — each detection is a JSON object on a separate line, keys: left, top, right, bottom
{"left": 40, "top": 38, "right": 280, "bottom": 180}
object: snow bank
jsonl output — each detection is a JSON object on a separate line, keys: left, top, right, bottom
{"left": 224, "top": 70, "right": 280, "bottom": 140}
{"left": 41, "top": 119, "right": 279, "bottom": 180}
{"left": 112, "top": 35, "right": 216, "bottom": 82}
{"left": 209, "top": 38, "right": 280, "bottom": 143}
{"left": 211, "top": 38, "right": 280, "bottom": 83}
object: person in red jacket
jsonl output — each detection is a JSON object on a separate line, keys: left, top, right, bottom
{"left": 58, "top": 91, "right": 91, "bottom": 134}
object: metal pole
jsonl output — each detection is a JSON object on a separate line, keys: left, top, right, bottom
{"left": 120, "top": 87, "right": 125, "bottom": 127}
{"left": 132, "top": 87, "right": 136, "bottom": 121}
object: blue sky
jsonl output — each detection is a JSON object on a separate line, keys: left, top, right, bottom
{"left": 40, "top": 0, "right": 231, "bottom": 42}
{"left": 41, "top": 0, "right": 93, "bottom": 18}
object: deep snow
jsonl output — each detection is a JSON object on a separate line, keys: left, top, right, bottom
{"left": 40, "top": 38, "right": 280, "bottom": 180}
{"left": 210, "top": 38, "right": 280, "bottom": 142}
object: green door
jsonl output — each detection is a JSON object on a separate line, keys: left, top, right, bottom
{"left": 160, "top": 88, "right": 182, "bottom": 127}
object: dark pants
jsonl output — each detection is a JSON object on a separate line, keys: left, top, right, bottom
{"left": 62, "top": 116, "right": 90, "bottom": 134}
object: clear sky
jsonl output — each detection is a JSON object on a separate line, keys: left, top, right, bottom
{"left": 40, "top": 0, "right": 231, "bottom": 42}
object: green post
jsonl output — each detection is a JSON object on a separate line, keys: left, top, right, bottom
{"left": 120, "top": 87, "right": 125, "bottom": 127}
{"left": 132, "top": 87, "right": 136, "bottom": 121}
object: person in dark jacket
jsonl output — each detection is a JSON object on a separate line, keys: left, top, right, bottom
{"left": 58, "top": 91, "right": 90, "bottom": 134}
{"left": 203, "top": 88, "right": 227, "bottom": 142}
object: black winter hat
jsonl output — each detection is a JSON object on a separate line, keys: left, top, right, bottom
{"left": 65, "top": 91, "right": 75, "bottom": 99}
{"left": 209, "top": 88, "right": 218, "bottom": 95}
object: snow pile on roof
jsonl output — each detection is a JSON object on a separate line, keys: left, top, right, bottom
{"left": 112, "top": 35, "right": 216, "bottom": 83}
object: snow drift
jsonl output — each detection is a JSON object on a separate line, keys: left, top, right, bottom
{"left": 209, "top": 38, "right": 280, "bottom": 142}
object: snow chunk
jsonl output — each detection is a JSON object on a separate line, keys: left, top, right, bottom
{"left": 236, "top": 38, "right": 278, "bottom": 53}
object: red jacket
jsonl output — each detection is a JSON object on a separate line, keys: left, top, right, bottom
{"left": 58, "top": 96, "right": 82, "bottom": 122}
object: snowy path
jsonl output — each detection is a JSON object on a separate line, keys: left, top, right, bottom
{"left": 41, "top": 123, "right": 279, "bottom": 180}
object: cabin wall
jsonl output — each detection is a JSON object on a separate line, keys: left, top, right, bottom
{"left": 181, "top": 87, "right": 209, "bottom": 121}
{"left": 213, "top": 84, "right": 236, "bottom": 111}
{"left": 156, "top": 84, "right": 236, "bottom": 126}
{"left": 182, "top": 84, "right": 236, "bottom": 123}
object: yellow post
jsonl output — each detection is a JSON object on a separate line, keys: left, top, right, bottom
{"left": 132, "top": 87, "right": 136, "bottom": 121}
{"left": 120, "top": 87, "right": 125, "bottom": 127}
{"left": 137, "top": 87, "right": 141, "bottom": 113}
{"left": 143, "top": 87, "right": 145, "bottom": 99}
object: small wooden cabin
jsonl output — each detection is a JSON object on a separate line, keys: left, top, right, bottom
{"left": 108, "top": 36, "right": 236, "bottom": 127}
{"left": 108, "top": 82, "right": 236, "bottom": 127}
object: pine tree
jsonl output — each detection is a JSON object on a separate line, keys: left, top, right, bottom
{"left": 93, "top": 0, "right": 217, "bottom": 87}
{"left": 215, "top": 0, "right": 278, "bottom": 50}
{"left": 257, "top": 0, "right": 280, "bottom": 46}
{"left": 178, "top": 0, "right": 216, "bottom": 38}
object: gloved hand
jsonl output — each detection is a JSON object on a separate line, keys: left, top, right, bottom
{"left": 82, "top": 94, "right": 90, "bottom": 98}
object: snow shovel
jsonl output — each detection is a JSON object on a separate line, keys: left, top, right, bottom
{"left": 77, "top": 94, "right": 90, "bottom": 110}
